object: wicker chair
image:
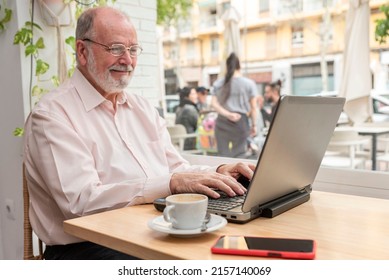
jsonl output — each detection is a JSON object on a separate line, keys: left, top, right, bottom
{"left": 23, "top": 164, "right": 44, "bottom": 260}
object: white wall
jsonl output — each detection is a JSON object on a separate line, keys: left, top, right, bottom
{"left": 0, "top": 0, "right": 160, "bottom": 259}
{"left": 0, "top": 0, "right": 26, "bottom": 260}
{"left": 0, "top": 215, "right": 3, "bottom": 259}
{"left": 118, "top": 0, "right": 164, "bottom": 107}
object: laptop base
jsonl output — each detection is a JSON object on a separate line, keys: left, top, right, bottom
{"left": 153, "top": 186, "right": 312, "bottom": 221}
{"left": 259, "top": 186, "right": 311, "bottom": 218}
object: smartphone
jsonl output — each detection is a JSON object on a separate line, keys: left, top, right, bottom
{"left": 211, "top": 235, "right": 316, "bottom": 259}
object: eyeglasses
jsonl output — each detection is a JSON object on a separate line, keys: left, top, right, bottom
{"left": 82, "top": 38, "right": 143, "bottom": 57}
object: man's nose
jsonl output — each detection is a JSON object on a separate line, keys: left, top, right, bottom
{"left": 118, "top": 49, "right": 134, "bottom": 64}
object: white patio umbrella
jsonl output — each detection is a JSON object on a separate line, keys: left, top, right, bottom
{"left": 339, "top": 0, "right": 372, "bottom": 125}
{"left": 222, "top": 6, "right": 241, "bottom": 60}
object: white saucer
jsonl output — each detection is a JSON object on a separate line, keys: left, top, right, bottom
{"left": 148, "top": 214, "right": 227, "bottom": 237}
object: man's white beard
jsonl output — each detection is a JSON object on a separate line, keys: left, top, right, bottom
{"left": 87, "top": 50, "right": 133, "bottom": 94}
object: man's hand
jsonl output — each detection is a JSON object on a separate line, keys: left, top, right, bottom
{"left": 216, "top": 162, "right": 255, "bottom": 181}
{"left": 169, "top": 162, "right": 255, "bottom": 199}
{"left": 226, "top": 112, "right": 241, "bottom": 122}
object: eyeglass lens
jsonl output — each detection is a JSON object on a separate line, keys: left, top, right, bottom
{"left": 110, "top": 44, "right": 142, "bottom": 57}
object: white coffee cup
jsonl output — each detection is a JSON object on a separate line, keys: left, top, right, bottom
{"left": 163, "top": 193, "right": 208, "bottom": 230}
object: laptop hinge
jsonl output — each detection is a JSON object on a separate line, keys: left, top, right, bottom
{"left": 257, "top": 185, "right": 311, "bottom": 218}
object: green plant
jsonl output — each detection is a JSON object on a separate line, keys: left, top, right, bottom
{"left": 375, "top": 4, "right": 389, "bottom": 44}
{"left": 0, "top": 6, "right": 12, "bottom": 32}
{"left": 65, "top": 35, "right": 76, "bottom": 77}
{"left": 14, "top": 21, "right": 49, "bottom": 75}
{"left": 13, "top": 21, "right": 50, "bottom": 108}
{"left": 157, "top": 0, "right": 192, "bottom": 25}
{"left": 13, "top": 127, "right": 24, "bottom": 137}
{"left": 10, "top": 0, "right": 117, "bottom": 137}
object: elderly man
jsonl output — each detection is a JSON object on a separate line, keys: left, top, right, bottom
{"left": 24, "top": 6, "right": 254, "bottom": 260}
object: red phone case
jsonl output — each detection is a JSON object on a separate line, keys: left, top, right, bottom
{"left": 211, "top": 235, "right": 316, "bottom": 260}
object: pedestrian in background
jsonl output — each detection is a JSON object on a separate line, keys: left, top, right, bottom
{"left": 211, "top": 53, "right": 258, "bottom": 158}
{"left": 260, "top": 80, "right": 281, "bottom": 127}
{"left": 196, "top": 86, "right": 210, "bottom": 113}
{"left": 175, "top": 86, "right": 199, "bottom": 150}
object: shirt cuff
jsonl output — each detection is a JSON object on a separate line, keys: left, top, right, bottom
{"left": 142, "top": 174, "right": 173, "bottom": 203}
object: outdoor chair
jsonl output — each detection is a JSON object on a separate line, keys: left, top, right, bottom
{"left": 167, "top": 124, "right": 204, "bottom": 155}
{"left": 321, "top": 130, "right": 370, "bottom": 169}
{"left": 23, "top": 164, "right": 44, "bottom": 260}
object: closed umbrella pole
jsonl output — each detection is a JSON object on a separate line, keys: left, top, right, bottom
{"left": 339, "top": 0, "right": 372, "bottom": 125}
{"left": 221, "top": 6, "right": 241, "bottom": 75}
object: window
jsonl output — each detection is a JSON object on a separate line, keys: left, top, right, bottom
{"left": 180, "top": 18, "right": 192, "bottom": 33}
{"left": 199, "top": 0, "right": 217, "bottom": 29}
{"left": 292, "top": 62, "right": 334, "bottom": 96}
{"left": 211, "top": 37, "right": 219, "bottom": 58}
{"left": 291, "top": 27, "right": 304, "bottom": 47}
{"left": 266, "top": 28, "right": 277, "bottom": 58}
{"left": 319, "top": 21, "right": 333, "bottom": 43}
{"left": 187, "top": 40, "right": 195, "bottom": 60}
{"left": 220, "top": 1, "right": 231, "bottom": 15}
{"left": 278, "top": 0, "right": 303, "bottom": 15}
{"left": 170, "top": 48, "right": 177, "bottom": 60}
{"left": 259, "top": 0, "right": 269, "bottom": 13}
{"left": 200, "top": 9, "right": 217, "bottom": 28}
{"left": 187, "top": 81, "right": 198, "bottom": 88}
{"left": 209, "top": 74, "right": 218, "bottom": 86}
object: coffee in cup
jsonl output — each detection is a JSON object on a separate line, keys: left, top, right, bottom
{"left": 163, "top": 193, "right": 208, "bottom": 230}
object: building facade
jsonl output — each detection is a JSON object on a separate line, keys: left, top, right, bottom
{"left": 161, "top": 0, "right": 389, "bottom": 96}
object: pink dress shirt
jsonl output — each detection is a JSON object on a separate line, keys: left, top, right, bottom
{"left": 24, "top": 69, "right": 215, "bottom": 245}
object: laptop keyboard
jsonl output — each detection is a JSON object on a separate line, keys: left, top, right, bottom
{"left": 208, "top": 192, "right": 246, "bottom": 211}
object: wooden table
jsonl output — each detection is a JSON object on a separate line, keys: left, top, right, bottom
{"left": 63, "top": 191, "right": 389, "bottom": 260}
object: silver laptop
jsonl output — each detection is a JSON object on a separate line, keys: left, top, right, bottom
{"left": 207, "top": 95, "right": 345, "bottom": 223}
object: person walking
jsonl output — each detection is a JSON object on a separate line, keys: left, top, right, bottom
{"left": 211, "top": 53, "right": 258, "bottom": 158}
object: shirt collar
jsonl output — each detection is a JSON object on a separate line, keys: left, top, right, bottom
{"left": 71, "top": 68, "right": 132, "bottom": 112}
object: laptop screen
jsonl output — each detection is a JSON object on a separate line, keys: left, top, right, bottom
{"left": 242, "top": 95, "right": 345, "bottom": 212}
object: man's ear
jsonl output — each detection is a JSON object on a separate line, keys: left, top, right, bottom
{"left": 76, "top": 40, "right": 88, "bottom": 66}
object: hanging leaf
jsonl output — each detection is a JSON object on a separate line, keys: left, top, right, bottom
{"left": 3, "top": 9, "right": 12, "bottom": 23}
{"left": 0, "top": 8, "right": 12, "bottom": 32}
{"left": 36, "top": 59, "right": 49, "bottom": 76}
{"left": 32, "top": 85, "right": 43, "bottom": 97}
{"left": 13, "top": 127, "right": 24, "bottom": 137}
{"left": 65, "top": 36, "right": 76, "bottom": 52}
{"left": 51, "top": 76, "right": 60, "bottom": 87}
{"left": 14, "top": 27, "right": 33, "bottom": 45}
{"left": 35, "top": 37, "right": 45, "bottom": 49}
{"left": 25, "top": 44, "right": 37, "bottom": 56}
{"left": 67, "top": 67, "right": 75, "bottom": 78}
